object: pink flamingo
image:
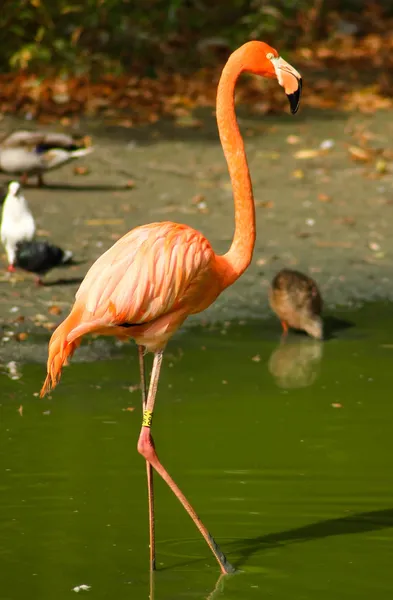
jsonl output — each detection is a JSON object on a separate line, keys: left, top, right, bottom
{"left": 40, "top": 41, "right": 302, "bottom": 574}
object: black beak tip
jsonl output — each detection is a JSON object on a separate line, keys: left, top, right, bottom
{"left": 287, "top": 78, "right": 302, "bottom": 114}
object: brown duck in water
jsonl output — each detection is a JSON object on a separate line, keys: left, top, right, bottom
{"left": 269, "top": 269, "right": 323, "bottom": 339}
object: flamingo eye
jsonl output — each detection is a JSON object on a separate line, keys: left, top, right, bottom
{"left": 266, "top": 53, "right": 275, "bottom": 60}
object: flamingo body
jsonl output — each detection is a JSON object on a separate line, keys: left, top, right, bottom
{"left": 42, "top": 221, "right": 230, "bottom": 392}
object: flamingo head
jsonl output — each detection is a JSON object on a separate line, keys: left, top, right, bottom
{"left": 238, "top": 41, "right": 302, "bottom": 114}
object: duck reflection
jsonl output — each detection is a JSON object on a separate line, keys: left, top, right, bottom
{"left": 268, "top": 337, "right": 324, "bottom": 389}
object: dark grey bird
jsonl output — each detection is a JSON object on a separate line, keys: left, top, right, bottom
{"left": 15, "top": 240, "right": 74, "bottom": 285}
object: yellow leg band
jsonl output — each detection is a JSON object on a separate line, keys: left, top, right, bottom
{"left": 142, "top": 410, "right": 153, "bottom": 428}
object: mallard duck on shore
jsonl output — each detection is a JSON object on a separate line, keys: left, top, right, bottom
{"left": 0, "top": 130, "right": 93, "bottom": 186}
{"left": 269, "top": 268, "right": 323, "bottom": 339}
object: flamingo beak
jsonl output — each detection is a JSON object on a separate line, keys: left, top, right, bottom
{"left": 287, "top": 78, "right": 302, "bottom": 114}
{"left": 271, "top": 57, "right": 302, "bottom": 114}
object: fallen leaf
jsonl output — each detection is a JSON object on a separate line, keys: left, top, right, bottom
{"left": 73, "top": 166, "right": 90, "bottom": 175}
{"left": 33, "top": 313, "right": 47, "bottom": 322}
{"left": 191, "top": 193, "right": 205, "bottom": 205}
{"left": 331, "top": 403, "right": 342, "bottom": 408}
{"left": 294, "top": 149, "right": 320, "bottom": 159}
{"left": 334, "top": 216, "right": 356, "bottom": 226}
{"left": 257, "top": 151, "right": 280, "bottom": 160}
{"left": 122, "top": 407, "right": 135, "bottom": 412}
{"left": 72, "top": 584, "right": 91, "bottom": 593}
{"left": 292, "top": 169, "right": 305, "bottom": 179}
{"left": 252, "top": 355, "right": 261, "bottom": 362}
{"left": 117, "top": 119, "right": 133, "bottom": 127}
{"left": 375, "top": 159, "right": 387, "bottom": 174}
{"left": 368, "top": 241, "right": 381, "bottom": 252}
{"left": 197, "top": 201, "right": 209, "bottom": 213}
{"left": 48, "top": 305, "right": 62, "bottom": 315}
{"left": 318, "top": 193, "right": 332, "bottom": 202}
{"left": 175, "top": 114, "right": 203, "bottom": 128}
{"left": 255, "top": 200, "right": 274, "bottom": 208}
{"left": 320, "top": 139, "right": 335, "bottom": 150}
{"left": 16, "top": 332, "right": 28, "bottom": 342}
{"left": 127, "top": 384, "right": 140, "bottom": 393}
{"left": 348, "top": 145, "right": 373, "bottom": 162}
{"left": 18, "top": 405, "right": 23, "bottom": 416}
{"left": 286, "top": 134, "right": 301, "bottom": 144}
{"left": 13, "top": 315, "right": 25, "bottom": 323}
{"left": 7, "top": 361, "right": 21, "bottom": 380}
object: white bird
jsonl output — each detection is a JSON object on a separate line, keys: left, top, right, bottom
{"left": 1, "top": 181, "right": 36, "bottom": 270}
{"left": 0, "top": 130, "right": 93, "bottom": 187}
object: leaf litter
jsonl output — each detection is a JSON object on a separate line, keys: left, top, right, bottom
{"left": 1, "top": 30, "right": 393, "bottom": 126}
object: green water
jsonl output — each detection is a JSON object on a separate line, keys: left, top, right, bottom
{"left": 1, "top": 303, "right": 393, "bottom": 599}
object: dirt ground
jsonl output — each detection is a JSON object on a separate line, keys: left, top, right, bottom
{"left": 1, "top": 105, "right": 393, "bottom": 361}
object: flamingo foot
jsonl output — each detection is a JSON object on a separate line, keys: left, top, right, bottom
{"left": 281, "top": 320, "right": 289, "bottom": 336}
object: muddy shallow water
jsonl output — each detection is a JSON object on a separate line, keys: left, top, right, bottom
{"left": 1, "top": 303, "right": 393, "bottom": 599}
{"left": 1, "top": 107, "right": 393, "bottom": 348}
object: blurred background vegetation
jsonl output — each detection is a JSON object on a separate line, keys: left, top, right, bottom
{"left": 2, "top": 0, "right": 392, "bottom": 75}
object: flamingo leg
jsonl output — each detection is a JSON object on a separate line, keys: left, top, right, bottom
{"left": 137, "top": 350, "right": 235, "bottom": 575}
{"left": 37, "top": 173, "right": 45, "bottom": 187}
{"left": 281, "top": 320, "right": 288, "bottom": 336}
{"left": 138, "top": 345, "right": 156, "bottom": 572}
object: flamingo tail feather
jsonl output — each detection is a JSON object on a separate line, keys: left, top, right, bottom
{"left": 40, "top": 307, "right": 84, "bottom": 397}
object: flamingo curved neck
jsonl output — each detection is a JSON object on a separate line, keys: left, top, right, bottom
{"left": 217, "top": 53, "right": 256, "bottom": 287}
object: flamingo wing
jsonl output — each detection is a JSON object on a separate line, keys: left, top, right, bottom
{"left": 72, "top": 221, "right": 215, "bottom": 335}
{"left": 40, "top": 221, "right": 215, "bottom": 396}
